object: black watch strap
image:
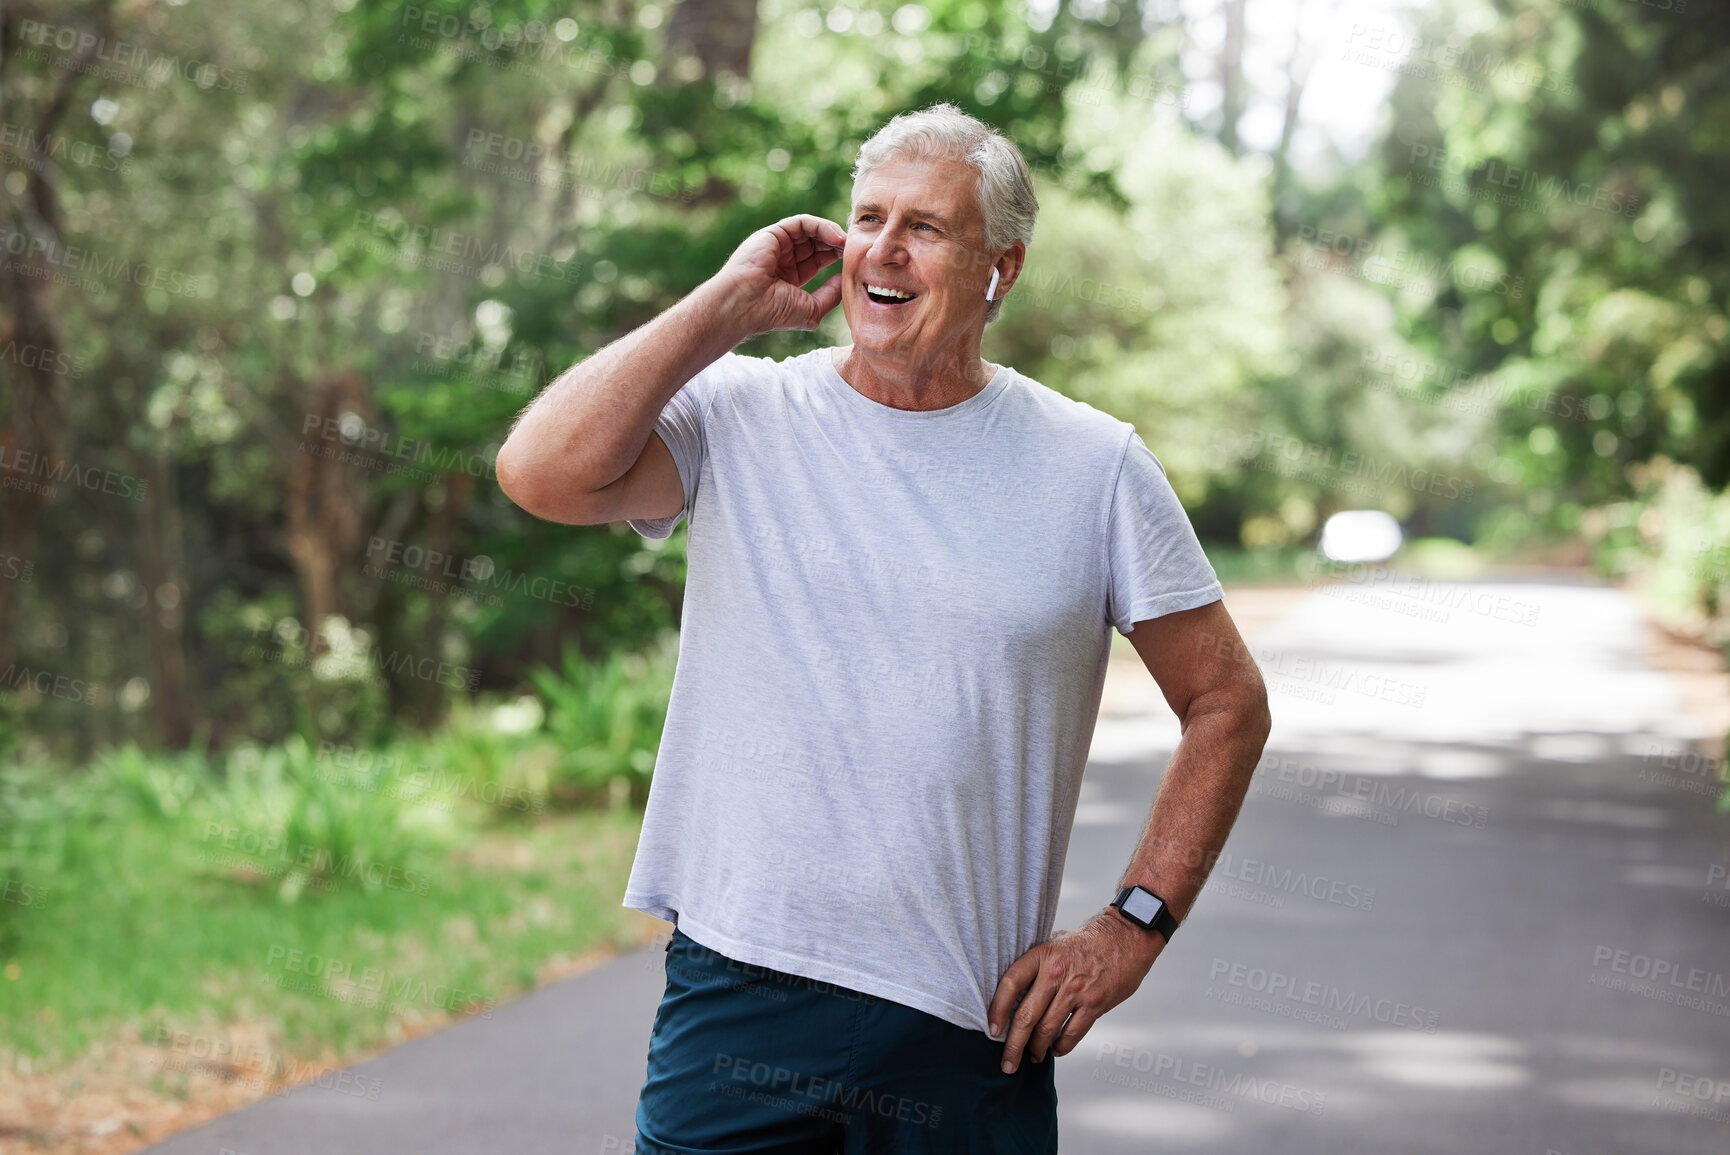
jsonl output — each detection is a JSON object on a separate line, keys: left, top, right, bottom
{"left": 1112, "top": 884, "right": 1180, "bottom": 943}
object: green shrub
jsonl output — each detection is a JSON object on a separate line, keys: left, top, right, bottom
{"left": 412, "top": 699, "right": 553, "bottom": 821}
{"left": 530, "top": 633, "right": 675, "bottom": 809}
{"left": 1585, "top": 457, "right": 1730, "bottom": 647}
{"left": 200, "top": 736, "right": 453, "bottom": 903}
{"left": 87, "top": 743, "right": 204, "bottom": 823}
{"left": 0, "top": 763, "right": 76, "bottom": 956}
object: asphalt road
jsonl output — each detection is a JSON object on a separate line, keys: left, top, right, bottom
{"left": 144, "top": 575, "right": 1730, "bottom": 1155}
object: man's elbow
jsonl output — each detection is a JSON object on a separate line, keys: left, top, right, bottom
{"left": 495, "top": 445, "right": 538, "bottom": 512}
{"left": 1202, "top": 670, "right": 1270, "bottom": 747}
{"left": 1240, "top": 676, "right": 1272, "bottom": 746}
{"left": 496, "top": 446, "right": 566, "bottom": 521}
{"left": 497, "top": 450, "right": 611, "bottom": 525}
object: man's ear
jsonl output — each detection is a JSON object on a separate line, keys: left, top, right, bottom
{"left": 993, "top": 242, "right": 1027, "bottom": 298}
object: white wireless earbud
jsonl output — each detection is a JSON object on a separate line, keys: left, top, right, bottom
{"left": 985, "top": 267, "right": 1000, "bottom": 301}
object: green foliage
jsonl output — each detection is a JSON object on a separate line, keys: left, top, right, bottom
{"left": 1583, "top": 458, "right": 1730, "bottom": 646}
{"left": 0, "top": 772, "right": 643, "bottom": 1065}
{"left": 529, "top": 632, "right": 676, "bottom": 806}
{"left": 10, "top": 0, "right": 1730, "bottom": 765}
{"left": 87, "top": 744, "right": 204, "bottom": 823}
{"left": 1363, "top": 0, "right": 1730, "bottom": 516}
{"left": 4, "top": 0, "right": 1149, "bottom": 757}
{"left": 0, "top": 764, "right": 74, "bottom": 958}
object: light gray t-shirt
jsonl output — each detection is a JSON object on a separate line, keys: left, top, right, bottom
{"left": 625, "top": 346, "right": 1222, "bottom": 1034}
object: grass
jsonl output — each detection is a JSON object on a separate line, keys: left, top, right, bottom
{"left": 0, "top": 641, "right": 676, "bottom": 1149}
{"left": 0, "top": 786, "right": 649, "bottom": 1066}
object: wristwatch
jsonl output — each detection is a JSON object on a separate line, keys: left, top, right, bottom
{"left": 1111, "top": 884, "right": 1180, "bottom": 943}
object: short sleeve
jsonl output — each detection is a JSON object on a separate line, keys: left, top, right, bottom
{"left": 626, "top": 359, "right": 725, "bottom": 540}
{"left": 1105, "top": 430, "right": 1224, "bottom": 634}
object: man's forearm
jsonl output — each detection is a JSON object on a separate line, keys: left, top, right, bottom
{"left": 1113, "top": 687, "right": 1271, "bottom": 924}
{"left": 498, "top": 275, "right": 756, "bottom": 496}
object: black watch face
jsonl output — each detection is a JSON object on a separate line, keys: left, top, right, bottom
{"left": 1121, "top": 887, "right": 1166, "bottom": 926}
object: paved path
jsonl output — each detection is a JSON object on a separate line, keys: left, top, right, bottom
{"left": 145, "top": 576, "right": 1730, "bottom": 1155}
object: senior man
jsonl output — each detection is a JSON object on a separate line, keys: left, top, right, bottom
{"left": 497, "top": 102, "right": 1270, "bottom": 1153}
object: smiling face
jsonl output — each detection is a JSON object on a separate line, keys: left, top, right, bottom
{"left": 841, "top": 152, "right": 1000, "bottom": 377}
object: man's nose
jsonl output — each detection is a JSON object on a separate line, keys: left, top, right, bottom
{"left": 865, "top": 225, "right": 908, "bottom": 264}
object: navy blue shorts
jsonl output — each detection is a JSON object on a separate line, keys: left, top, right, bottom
{"left": 634, "top": 928, "right": 1058, "bottom": 1154}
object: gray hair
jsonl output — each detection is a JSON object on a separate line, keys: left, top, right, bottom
{"left": 852, "top": 102, "right": 1038, "bottom": 323}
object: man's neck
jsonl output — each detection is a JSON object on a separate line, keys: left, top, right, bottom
{"left": 832, "top": 345, "right": 998, "bottom": 412}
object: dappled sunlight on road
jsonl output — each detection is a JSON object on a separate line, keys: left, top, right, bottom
{"left": 1061, "top": 575, "right": 1730, "bottom": 1154}
{"left": 1091, "top": 576, "right": 1704, "bottom": 766}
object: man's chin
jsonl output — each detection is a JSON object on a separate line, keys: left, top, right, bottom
{"left": 842, "top": 312, "right": 913, "bottom": 354}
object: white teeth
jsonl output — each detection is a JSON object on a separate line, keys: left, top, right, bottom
{"left": 865, "top": 283, "right": 914, "bottom": 299}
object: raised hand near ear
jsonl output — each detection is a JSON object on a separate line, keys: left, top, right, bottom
{"left": 713, "top": 214, "right": 847, "bottom": 335}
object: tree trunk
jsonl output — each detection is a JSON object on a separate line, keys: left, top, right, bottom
{"left": 0, "top": 1, "right": 115, "bottom": 670}
{"left": 134, "top": 452, "right": 194, "bottom": 747}
{"left": 1216, "top": 0, "right": 1249, "bottom": 156}
{"left": 285, "top": 371, "right": 369, "bottom": 652}
{"left": 663, "top": 0, "right": 758, "bottom": 82}
{"left": 1271, "top": 0, "right": 1340, "bottom": 244}
{"left": 0, "top": 283, "right": 65, "bottom": 675}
